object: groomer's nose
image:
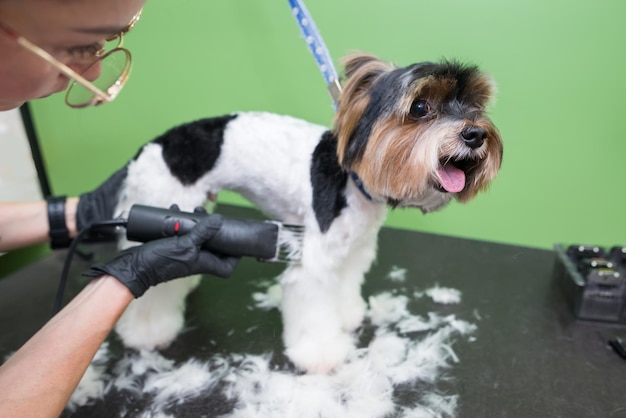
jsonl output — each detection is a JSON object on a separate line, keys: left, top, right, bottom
{"left": 80, "top": 61, "right": 102, "bottom": 82}
{"left": 68, "top": 60, "right": 102, "bottom": 82}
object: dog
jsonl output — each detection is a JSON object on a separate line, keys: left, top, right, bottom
{"left": 111, "top": 53, "right": 503, "bottom": 374}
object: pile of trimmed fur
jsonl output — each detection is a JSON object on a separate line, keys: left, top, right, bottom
{"left": 66, "top": 267, "right": 476, "bottom": 418}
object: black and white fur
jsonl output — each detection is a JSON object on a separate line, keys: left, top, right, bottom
{"left": 112, "top": 53, "right": 503, "bottom": 374}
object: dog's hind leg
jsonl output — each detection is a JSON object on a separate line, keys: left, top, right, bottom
{"left": 111, "top": 144, "right": 211, "bottom": 350}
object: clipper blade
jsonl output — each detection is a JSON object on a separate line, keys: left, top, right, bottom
{"left": 270, "top": 222, "right": 305, "bottom": 263}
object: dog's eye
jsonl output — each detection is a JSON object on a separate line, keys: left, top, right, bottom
{"left": 409, "top": 100, "right": 431, "bottom": 118}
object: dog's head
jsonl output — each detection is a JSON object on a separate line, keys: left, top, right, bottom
{"left": 333, "top": 53, "right": 503, "bottom": 213}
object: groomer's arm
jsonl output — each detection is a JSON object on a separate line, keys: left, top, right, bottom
{"left": 0, "top": 198, "right": 79, "bottom": 252}
{"left": 0, "top": 275, "right": 133, "bottom": 418}
{"left": 0, "top": 214, "right": 238, "bottom": 418}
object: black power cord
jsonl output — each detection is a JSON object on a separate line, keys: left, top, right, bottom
{"left": 51, "top": 219, "right": 127, "bottom": 316}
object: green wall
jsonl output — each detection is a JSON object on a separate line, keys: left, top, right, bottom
{"left": 30, "top": 0, "right": 625, "bottom": 250}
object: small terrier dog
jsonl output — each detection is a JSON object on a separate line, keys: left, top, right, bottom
{"left": 112, "top": 53, "right": 503, "bottom": 374}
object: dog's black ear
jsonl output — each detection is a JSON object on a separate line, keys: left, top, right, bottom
{"left": 341, "top": 53, "right": 385, "bottom": 80}
{"left": 339, "top": 53, "right": 395, "bottom": 92}
{"left": 334, "top": 53, "right": 395, "bottom": 166}
{"left": 472, "top": 74, "right": 498, "bottom": 109}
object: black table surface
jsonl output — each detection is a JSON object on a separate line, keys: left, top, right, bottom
{"left": 0, "top": 205, "right": 624, "bottom": 418}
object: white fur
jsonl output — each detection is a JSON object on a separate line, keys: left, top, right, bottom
{"left": 387, "top": 265, "right": 408, "bottom": 282}
{"left": 425, "top": 285, "right": 462, "bottom": 305}
{"left": 113, "top": 112, "right": 392, "bottom": 373}
{"left": 67, "top": 277, "right": 475, "bottom": 417}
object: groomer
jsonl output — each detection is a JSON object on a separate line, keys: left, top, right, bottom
{"left": 0, "top": 1, "right": 239, "bottom": 416}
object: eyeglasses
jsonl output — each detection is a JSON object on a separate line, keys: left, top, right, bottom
{"left": 0, "top": 10, "right": 141, "bottom": 108}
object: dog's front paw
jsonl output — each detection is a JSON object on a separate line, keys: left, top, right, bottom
{"left": 285, "top": 332, "right": 355, "bottom": 374}
{"left": 339, "top": 296, "right": 367, "bottom": 332}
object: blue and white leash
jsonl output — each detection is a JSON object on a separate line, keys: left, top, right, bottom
{"left": 288, "top": 0, "right": 342, "bottom": 107}
{"left": 288, "top": 0, "right": 374, "bottom": 201}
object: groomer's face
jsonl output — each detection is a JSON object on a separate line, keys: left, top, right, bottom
{"left": 0, "top": 0, "right": 145, "bottom": 111}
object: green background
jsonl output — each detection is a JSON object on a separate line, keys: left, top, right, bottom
{"left": 29, "top": 0, "right": 625, "bottom": 250}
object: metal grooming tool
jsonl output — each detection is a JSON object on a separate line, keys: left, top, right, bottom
{"left": 125, "top": 205, "right": 304, "bottom": 263}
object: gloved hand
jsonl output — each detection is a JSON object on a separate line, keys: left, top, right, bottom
{"left": 83, "top": 213, "right": 239, "bottom": 297}
{"left": 76, "top": 164, "right": 128, "bottom": 234}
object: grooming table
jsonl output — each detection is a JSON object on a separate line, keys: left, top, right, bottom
{"left": 0, "top": 205, "right": 623, "bottom": 417}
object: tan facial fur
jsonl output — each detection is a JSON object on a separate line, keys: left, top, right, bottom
{"left": 332, "top": 53, "right": 503, "bottom": 210}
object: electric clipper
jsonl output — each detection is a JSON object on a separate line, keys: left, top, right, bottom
{"left": 125, "top": 205, "right": 304, "bottom": 263}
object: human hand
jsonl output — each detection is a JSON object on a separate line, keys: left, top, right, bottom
{"left": 83, "top": 213, "right": 239, "bottom": 297}
{"left": 76, "top": 165, "right": 128, "bottom": 233}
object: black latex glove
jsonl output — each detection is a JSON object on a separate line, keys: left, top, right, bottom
{"left": 83, "top": 213, "right": 239, "bottom": 297}
{"left": 76, "top": 164, "right": 128, "bottom": 234}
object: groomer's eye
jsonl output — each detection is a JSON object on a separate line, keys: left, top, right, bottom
{"left": 409, "top": 99, "right": 431, "bottom": 119}
{"left": 65, "top": 41, "right": 106, "bottom": 60}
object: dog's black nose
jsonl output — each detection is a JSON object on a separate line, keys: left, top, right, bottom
{"left": 460, "top": 127, "right": 487, "bottom": 149}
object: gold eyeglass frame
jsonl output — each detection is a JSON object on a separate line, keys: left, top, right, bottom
{"left": 0, "top": 9, "right": 141, "bottom": 108}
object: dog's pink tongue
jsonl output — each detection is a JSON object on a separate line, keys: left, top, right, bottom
{"left": 437, "top": 162, "right": 465, "bottom": 193}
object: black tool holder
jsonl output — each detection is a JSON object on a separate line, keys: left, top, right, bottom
{"left": 554, "top": 244, "right": 626, "bottom": 325}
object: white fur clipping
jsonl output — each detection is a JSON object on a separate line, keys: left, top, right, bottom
{"left": 67, "top": 268, "right": 475, "bottom": 417}
{"left": 251, "top": 280, "right": 284, "bottom": 311}
{"left": 386, "top": 265, "right": 408, "bottom": 283}
{"left": 414, "top": 284, "right": 463, "bottom": 305}
{"left": 426, "top": 285, "right": 462, "bottom": 305}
